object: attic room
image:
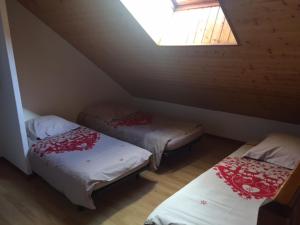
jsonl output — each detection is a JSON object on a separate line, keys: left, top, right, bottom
{"left": 0, "top": 0, "right": 300, "bottom": 224}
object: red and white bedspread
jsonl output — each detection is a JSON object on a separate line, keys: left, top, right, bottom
{"left": 79, "top": 110, "right": 202, "bottom": 170}
{"left": 145, "top": 145, "right": 291, "bottom": 225}
{"left": 29, "top": 127, "right": 151, "bottom": 209}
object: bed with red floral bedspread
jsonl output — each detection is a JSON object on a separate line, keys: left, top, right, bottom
{"left": 78, "top": 103, "right": 203, "bottom": 170}
{"left": 145, "top": 144, "right": 292, "bottom": 225}
{"left": 29, "top": 127, "right": 151, "bottom": 209}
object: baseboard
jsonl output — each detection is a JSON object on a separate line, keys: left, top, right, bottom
{"left": 134, "top": 98, "right": 300, "bottom": 143}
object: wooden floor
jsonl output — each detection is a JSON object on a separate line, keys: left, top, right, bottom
{"left": 0, "top": 135, "right": 242, "bottom": 225}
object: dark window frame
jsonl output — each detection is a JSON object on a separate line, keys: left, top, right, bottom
{"left": 171, "top": 0, "right": 219, "bottom": 11}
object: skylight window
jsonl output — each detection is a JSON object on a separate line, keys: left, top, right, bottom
{"left": 172, "top": 0, "right": 220, "bottom": 11}
{"left": 120, "top": 0, "right": 237, "bottom": 46}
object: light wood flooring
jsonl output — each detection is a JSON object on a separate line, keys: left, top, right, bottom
{"left": 0, "top": 135, "right": 242, "bottom": 225}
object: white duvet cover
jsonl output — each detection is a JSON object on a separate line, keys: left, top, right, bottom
{"left": 145, "top": 145, "right": 291, "bottom": 225}
{"left": 29, "top": 127, "right": 152, "bottom": 209}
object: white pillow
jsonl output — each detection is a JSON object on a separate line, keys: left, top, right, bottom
{"left": 26, "top": 115, "right": 80, "bottom": 140}
{"left": 243, "top": 133, "right": 300, "bottom": 170}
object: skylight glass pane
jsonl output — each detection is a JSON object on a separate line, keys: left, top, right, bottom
{"left": 120, "top": 0, "right": 173, "bottom": 43}
{"left": 120, "top": 0, "right": 237, "bottom": 46}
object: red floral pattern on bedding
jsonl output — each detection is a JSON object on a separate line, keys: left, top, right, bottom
{"left": 32, "top": 127, "right": 100, "bottom": 157}
{"left": 199, "top": 200, "right": 208, "bottom": 205}
{"left": 108, "top": 111, "right": 153, "bottom": 128}
{"left": 213, "top": 157, "right": 291, "bottom": 200}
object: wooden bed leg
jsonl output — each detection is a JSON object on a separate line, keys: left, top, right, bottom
{"left": 257, "top": 166, "right": 300, "bottom": 225}
{"left": 257, "top": 202, "right": 291, "bottom": 225}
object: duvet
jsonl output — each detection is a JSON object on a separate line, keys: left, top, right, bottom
{"left": 29, "top": 127, "right": 152, "bottom": 209}
{"left": 79, "top": 110, "right": 202, "bottom": 170}
{"left": 145, "top": 145, "right": 291, "bottom": 225}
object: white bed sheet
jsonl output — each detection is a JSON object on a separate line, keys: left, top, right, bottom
{"left": 145, "top": 144, "right": 291, "bottom": 225}
{"left": 29, "top": 127, "right": 152, "bottom": 209}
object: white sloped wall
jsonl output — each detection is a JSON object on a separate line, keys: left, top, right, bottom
{"left": 135, "top": 98, "right": 300, "bottom": 143}
{"left": 0, "top": 0, "right": 29, "bottom": 174}
{"left": 6, "top": 0, "right": 132, "bottom": 122}
{"left": 0, "top": 0, "right": 133, "bottom": 174}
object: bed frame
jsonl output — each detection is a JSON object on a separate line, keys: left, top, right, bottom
{"left": 257, "top": 163, "right": 300, "bottom": 225}
{"left": 162, "top": 136, "right": 202, "bottom": 157}
{"left": 78, "top": 163, "right": 150, "bottom": 211}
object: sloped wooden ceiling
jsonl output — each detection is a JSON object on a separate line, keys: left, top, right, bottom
{"left": 17, "top": 0, "right": 300, "bottom": 123}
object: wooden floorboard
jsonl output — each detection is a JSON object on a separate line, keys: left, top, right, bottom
{"left": 0, "top": 135, "right": 243, "bottom": 225}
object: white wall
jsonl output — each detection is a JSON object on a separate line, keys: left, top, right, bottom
{"left": 6, "top": 0, "right": 132, "bottom": 122}
{"left": 135, "top": 98, "right": 300, "bottom": 143}
{"left": 0, "top": 0, "right": 132, "bottom": 174}
{"left": 23, "top": 108, "right": 39, "bottom": 121}
{"left": 0, "top": 0, "right": 30, "bottom": 173}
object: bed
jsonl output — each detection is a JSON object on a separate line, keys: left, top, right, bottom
{"left": 26, "top": 116, "right": 152, "bottom": 209}
{"left": 145, "top": 140, "right": 300, "bottom": 225}
{"left": 78, "top": 102, "right": 203, "bottom": 169}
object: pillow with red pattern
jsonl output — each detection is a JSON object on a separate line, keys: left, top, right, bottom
{"left": 26, "top": 115, "right": 79, "bottom": 140}
{"left": 243, "top": 133, "right": 300, "bottom": 170}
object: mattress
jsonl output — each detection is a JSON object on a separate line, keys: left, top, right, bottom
{"left": 29, "top": 127, "right": 152, "bottom": 209}
{"left": 145, "top": 144, "right": 292, "bottom": 225}
{"left": 92, "top": 159, "right": 149, "bottom": 190}
{"left": 165, "top": 126, "right": 203, "bottom": 151}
